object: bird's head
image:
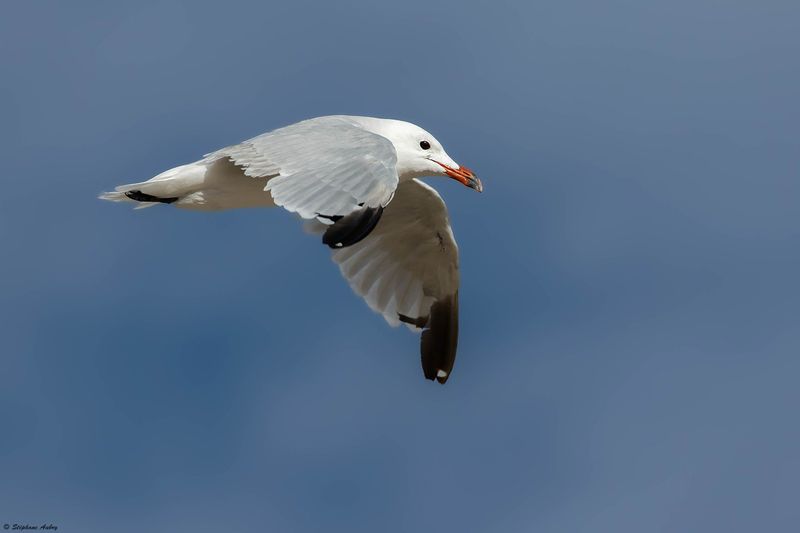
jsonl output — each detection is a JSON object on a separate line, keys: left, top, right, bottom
{"left": 356, "top": 117, "right": 483, "bottom": 192}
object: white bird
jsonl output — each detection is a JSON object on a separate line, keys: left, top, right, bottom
{"left": 100, "top": 115, "right": 482, "bottom": 384}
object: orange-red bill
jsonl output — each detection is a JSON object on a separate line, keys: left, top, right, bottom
{"left": 434, "top": 161, "right": 483, "bottom": 192}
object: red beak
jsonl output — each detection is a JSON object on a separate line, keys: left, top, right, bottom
{"left": 433, "top": 161, "right": 483, "bottom": 192}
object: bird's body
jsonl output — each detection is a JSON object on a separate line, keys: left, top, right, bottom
{"left": 101, "top": 115, "right": 482, "bottom": 384}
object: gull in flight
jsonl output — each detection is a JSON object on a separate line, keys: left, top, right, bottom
{"left": 100, "top": 116, "right": 483, "bottom": 384}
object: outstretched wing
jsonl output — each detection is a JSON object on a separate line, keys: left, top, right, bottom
{"left": 204, "top": 116, "right": 399, "bottom": 222}
{"left": 323, "top": 179, "right": 460, "bottom": 384}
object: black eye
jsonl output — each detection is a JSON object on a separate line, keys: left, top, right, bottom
{"left": 419, "top": 140, "right": 431, "bottom": 150}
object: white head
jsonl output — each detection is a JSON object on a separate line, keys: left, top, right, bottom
{"left": 347, "top": 116, "right": 483, "bottom": 192}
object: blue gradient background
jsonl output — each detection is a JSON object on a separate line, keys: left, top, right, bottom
{"left": 1, "top": 1, "right": 798, "bottom": 531}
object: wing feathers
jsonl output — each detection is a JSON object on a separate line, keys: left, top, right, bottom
{"left": 325, "top": 179, "right": 461, "bottom": 383}
{"left": 207, "top": 117, "right": 399, "bottom": 221}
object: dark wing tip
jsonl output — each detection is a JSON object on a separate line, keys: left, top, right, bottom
{"left": 420, "top": 292, "right": 459, "bottom": 385}
{"left": 398, "top": 313, "right": 428, "bottom": 328}
{"left": 124, "top": 190, "right": 179, "bottom": 204}
{"left": 322, "top": 205, "right": 384, "bottom": 248}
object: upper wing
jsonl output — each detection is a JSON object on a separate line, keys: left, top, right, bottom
{"left": 204, "top": 116, "right": 399, "bottom": 221}
{"left": 324, "top": 178, "right": 460, "bottom": 384}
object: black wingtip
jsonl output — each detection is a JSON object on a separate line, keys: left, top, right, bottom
{"left": 420, "top": 292, "right": 459, "bottom": 385}
{"left": 125, "top": 190, "right": 179, "bottom": 204}
{"left": 322, "top": 205, "right": 384, "bottom": 248}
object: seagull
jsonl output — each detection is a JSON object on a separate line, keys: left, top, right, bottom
{"left": 100, "top": 115, "right": 483, "bottom": 384}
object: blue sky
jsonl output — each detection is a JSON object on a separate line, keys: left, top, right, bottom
{"left": 1, "top": 1, "right": 799, "bottom": 531}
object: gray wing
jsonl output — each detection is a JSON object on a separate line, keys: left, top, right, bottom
{"left": 204, "top": 116, "right": 399, "bottom": 221}
{"left": 322, "top": 179, "right": 460, "bottom": 384}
